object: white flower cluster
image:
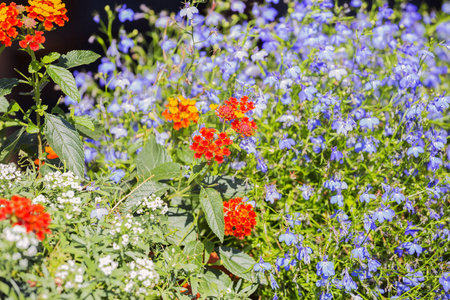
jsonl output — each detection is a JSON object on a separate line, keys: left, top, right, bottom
{"left": 124, "top": 258, "right": 159, "bottom": 295}
{"left": 2, "top": 226, "right": 39, "bottom": 268}
{"left": 110, "top": 214, "right": 144, "bottom": 249}
{"left": 136, "top": 195, "right": 168, "bottom": 217}
{"left": 43, "top": 171, "right": 82, "bottom": 191}
{"left": 98, "top": 255, "right": 118, "bottom": 276}
{"left": 0, "top": 163, "right": 22, "bottom": 191}
{"left": 55, "top": 260, "right": 85, "bottom": 290}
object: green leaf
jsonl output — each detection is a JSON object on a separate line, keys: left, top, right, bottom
{"left": 73, "top": 115, "right": 95, "bottom": 131}
{"left": 176, "top": 145, "right": 195, "bottom": 164}
{"left": 74, "top": 115, "right": 104, "bottom": 140}
{"left": 26, "top": 122, "right": 39, "bottom": 134}
{"left": 0, "top": 78, "right": 19, "bottom": 97}
{"left": 166, "top": 206, "right": 196, "bottom": 245}
{"left": 0, "top": 96, "right": 9, "bottom": 113}
{"left": 184, "top": 240, "right": 205, "bottom": 267}
{"left": 199, "top": 187, "right": 224, "bottom": 243}
{"left": 202, "top": 175, "right": 254, "bottom": 199}
{"left": 123, "top": 181, "right": 171, "bottom": 212}
{"left": 44, "top": 114, "right": 85, "bottom": 177}
{"left": 136, "top": 135, "right": 172, "bottom": 177}
{"left": 41, "top": 52, "right": 60, "bottom": 64}
{"left": 28, "top": 60, "right": 42, "bottom": 73}
{"left": 217, "top": 246, "right": 267, "bottom": 284}
{"left": 46, "top": 64, "right": 81, "bottom": 102}
{"left": 146, "top": 162, "right": 182, "bottom": 181}
{"left": 0, "top": 127, "right": 24, "bottom": 163}
{"left": 56, "top": 50, "right": 101, "bottom": 69}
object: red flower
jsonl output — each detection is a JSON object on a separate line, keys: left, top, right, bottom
{"left": 0, "top": 2, "right": 23, "bottom": 47}
{"left": 26, "top": 0, "right": 68, "bottom": 31}
{"left": 0, "top": 195, "right": 52, "bottom": 240}
{"left": 223, "top": 197, "right": 256, "bottom": 239}
{"left": 215, "top": 96, "right": 255, "bottom": 121}
{"left": 189, "top": 127, "right": 232, "bottom": 164}
{"left": 19, "top": 30, "right": 45, "bottom": 51}
{"left": 231, "top": 117, "right": 257, "bottom": 137}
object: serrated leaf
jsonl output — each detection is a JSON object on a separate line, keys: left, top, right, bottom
{"left": 123, "top": 181, "right": 171, "bottom": 212}
{"left": 42, "top": 52, "right": 60, "bottom": 64}
{"left": 202, "top": 175, "right": 254, "bottom": 199}
{"left": 56, "top": 50, "right": 101, "bottom": 69}
{"left": 147, "top": 162, "right": 182, "bottom": 181}
{"left": 200, "top": 187, "right": 224, "bottom": 243}
{"left": 74, "top": 115, "right": 95, "bottom": 131}
{"left": 46, "top": 64, "right": 81, "bottom": 102}
{"left": 136, "top": 136, "right": 172, "bottom": 177}
{"left": 44, "top": 114, "right": 85, "bottom": 177}
{"left": 0, "top": 96, "right": 8, "bottom": 113}
{"left": 0, "top": 127, "right": 24, "bottom": 163}
{"left": 176, "top": 145, "right": 195, "bottom": 164}
{"left": 217, "top": 246, "right": 267, "bottom": 284}
{"left": 74, "top": 116, "right": 104, "bottom": 140}
{"left": 28, "top": 61, "right": 42, "bottom": 73}
{"left": 0, "top": 78, "right": 19, "bottom": 97}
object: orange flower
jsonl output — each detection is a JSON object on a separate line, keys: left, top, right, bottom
{"left": 0, "top": 195, "right": 52, "bottom": 240}
{"left": 189, "top": 128, "right": 232, "bottom": 164}
{"left": 223, "top": 197, "right": 256, "bottom": 239}
{"left": 26, "top": 0, "right": 68, "bottom": 31}
{"left": 215, "top": 96, "right": 255, "bottom": 121}
{"left": 19, "top": 30, "right": 45, "bottom": 51}
{"left": 231, "top": 117, "right": 257, "bottom": 137}
{"left": 45, "top": 146, "right": 58, "bottom": 159}
{"left": 162, "top": 95, "right": 199, "bottom": 130}
{"left": 0, "top": 2, "right": 23, "bottom": 47}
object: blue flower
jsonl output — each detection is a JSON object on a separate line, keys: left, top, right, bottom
{"left": 368, "top": 259, "right": 381, "bottom": 273}
{"left": 360, "top": 115, "right": 380, "bottom": 130}
{"left": 330, "top": 147, "right": 343, "bottom": 163}
{"left": 279, "top": 134, "right": 296, "bottom": 150}
{"left": 240, "top": 137, "right": 257, "bottom": 154}
{"left": 118, "top": 37, "right": 134, "bottom": 53}
{"left": 230, "top": 1, "right": 246, "bottom": 14}
{"left": 440, "top": 272, "right": 450, "bottom": 292}
{"left": 403, "top": 240, "right": 423, "bottom": 256}
{"left": 407, "top": 144, "right": 424, "bottom": 157}
{"left": 109, "top": 168, "right": 126, "bottom": 183}
{"left": 279, "top": 228, "right": 298, "bottom": 246}
{"left": 118, "top": 5, "right": 134, "bottom": 23}
{"left": 180, "top": 2, "right": 199, "bottom": 20}
{"left": 372, "top": 204, "right": 395, "bottom": 223}
{"left": 316, "top": 256, "right": 335, "bottom": 279}
{"left": 265, "top": 184, "right": 282, "bottom": 204}
{"left": 254, "top": 256, "right": 272, "bottom": 273}
{"left": 90, "top": 204, "right": 108, "bottom": 220}
{"left": 330, "top": 192, "right": 344, "bottom": 207}
{"left": 342, "top": 268, "right": 358, "bottom": 291}
{"left": 269, "top": 273, "right": 279, "bottom": 290}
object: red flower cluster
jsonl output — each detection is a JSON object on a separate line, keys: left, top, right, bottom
{"left": 19, "top": 30, "right": 45, "bottom": 51}
{"left": 0, "top": 195, "right": 52, "bottom": 241}
{"left": 231, "top": 116, "right": 257, "bottom": 137}
{"left": 223, "top": 197, "right": 256, "bottom": 239}
{"left": 0, "top": 2, "right": 23, "bottom": 47}
{"left": 190, "top": 128, "right": 232, "bottom": 164}
{"left": 215, "top": 96, "right": 255, "bottom": 121}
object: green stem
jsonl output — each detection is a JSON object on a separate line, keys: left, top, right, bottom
{"left": 0, "top": 45, "right": 5, "bottom": 56}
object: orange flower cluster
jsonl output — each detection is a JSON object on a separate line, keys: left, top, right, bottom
{"left": 215, "top": 96, "right": 255, "bottom": 121}
{"left": 0, "top": 2, "right": 23, "bottom": 47}
{"left": 26, "top": 0, "right": 68, "bottom": 31}
{"left": 0, "top": 195, "right": 52, "bottom": 240}
{"left": 19, "top": 30, "right": 45, "bottom": 51}
{"left": 189, "top": 128, "right": 232, "bottom": 164}
{"left": 162, "top": 95, "right": 199, "bottom": 130}
{"left": 223, "top": 197, "right": 256, "bottom": 239}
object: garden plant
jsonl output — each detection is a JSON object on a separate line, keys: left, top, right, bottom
{"left": 0, "top": 0, "right": 450, "bottom": 299}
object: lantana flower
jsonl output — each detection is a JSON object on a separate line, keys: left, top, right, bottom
{"left": 162, "top": 95, "right": 199, "bottom": 130}
{"left": 223, "top": 197, "right": 257, "bottom": 239}
{"left": 26, "top": 0, "right": 68, "bottom": 31}
{"left": 190, "top": 128, "right": 232, "bottom": 164}
{"left": 0, "top": 2, "right": 23, "bottom": 47}
{"left": 19, "top": 30, "right": 45, "bottom": 51}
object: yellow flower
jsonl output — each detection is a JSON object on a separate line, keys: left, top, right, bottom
{"left": 209, "top": 104, "right": 219, "bottom": 110}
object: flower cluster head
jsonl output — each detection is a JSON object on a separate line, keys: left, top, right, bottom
{"left": 0, "top": 195, "right": 51, "bottom": 240}
{"left": 231, "top": 117, "right": 257, "bottom": 137}
{"left": 26, "top": 0, "right": 68, "bottom": 31}
{"left": 0, "top": 2, "right": 22, "bottom": 47}
{"left": 216, "top": 96, "right": 254, "bottom": 121}
{"left": 19, "top": 30, "right": 45, "bottom": 51}
{"left": 162, "top": 95, "right": 199, "bottom": 130}
{"left": 190, "top": 127, "right": 232, "bottom": 164}
{"left": 223, "top": 197, "right": 257, "bottom": 239}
